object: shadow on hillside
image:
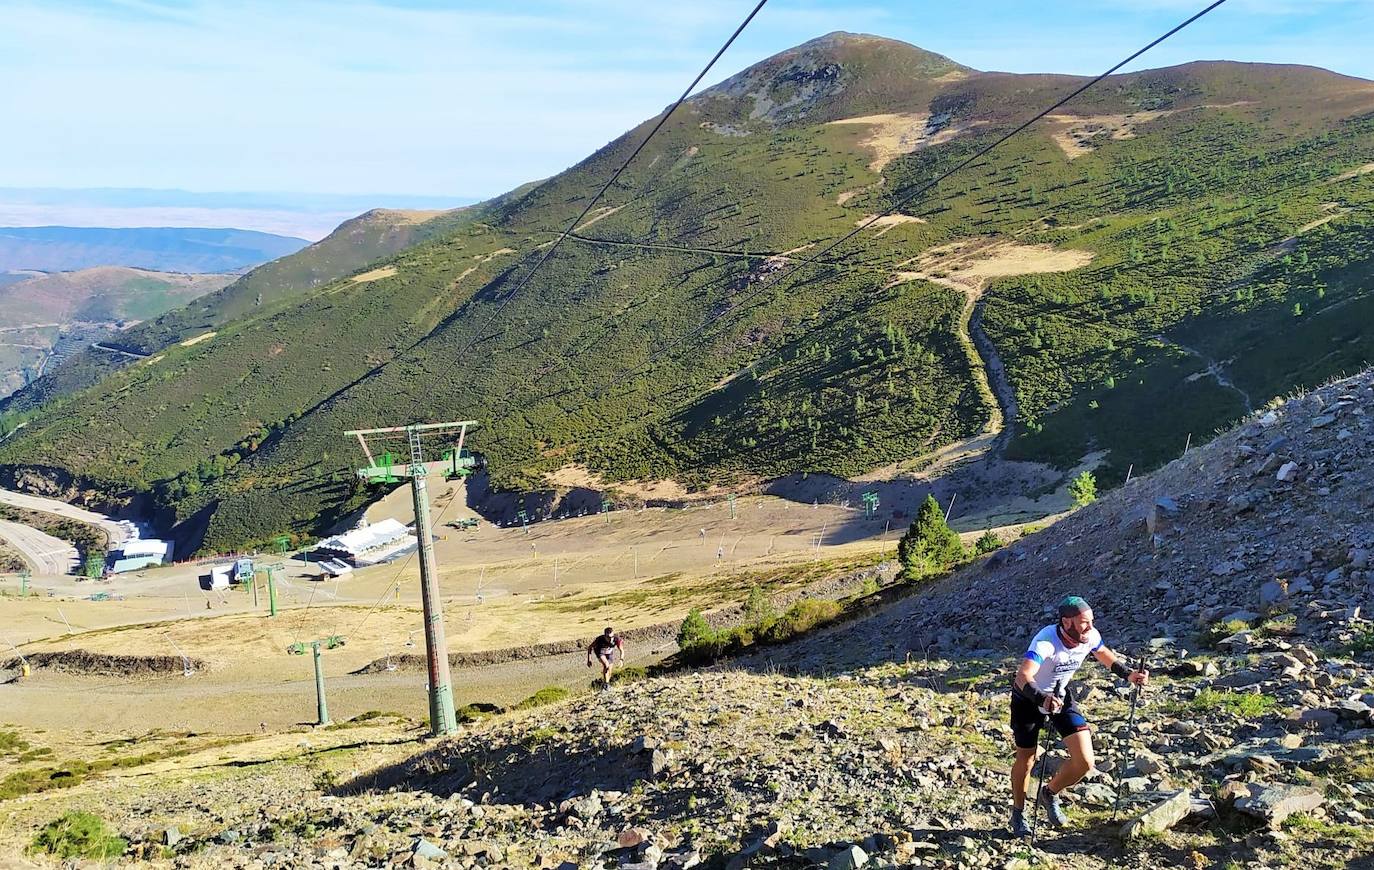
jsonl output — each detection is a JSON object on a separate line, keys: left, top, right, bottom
{"left": 330, "top": 733, "right": 701, "bottom": 822}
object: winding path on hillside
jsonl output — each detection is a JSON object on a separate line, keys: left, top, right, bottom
{"left": 886, "top": 237, "right": 1092, "bottom": 469}
{"left": 0, "top": 519, "right": 77, "bottom": 575}
{"left": 0, "top": 487, "right": 130, "bottom": 549}
{"left": 966, "top": 296, "right": 1019, "bottom": 455}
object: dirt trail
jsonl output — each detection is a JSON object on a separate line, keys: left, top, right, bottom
{"left": 0, "top": 486, "right": 131, "bottom": 550}
{"left": 887, "top": 238, "right": 1093, "bottom": 467}
{"left": 0, "top": 519, "right": 76, "bottom": 575}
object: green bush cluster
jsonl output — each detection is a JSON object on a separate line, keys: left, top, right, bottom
{"left": 1189, "top": 688, "right": 1277, "bottom": 719}
{"left": 677, "top": 597, "right": 844, "bottom": 664}
{"left": 513, "top": 686, "right": 572, "bottom": 710}
{"left": 1201, "top": 617, "right": 1252, "bottom": 648}
{"left": 28, "top": 812, "right": 127, "bottom": 860}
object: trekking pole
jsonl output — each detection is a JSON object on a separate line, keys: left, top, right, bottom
{"left": 1030, "top": 678, "right": 1064, "bottom": 846}
{"left": 1112, "top": 656, "right": 1146, "bottom": 822}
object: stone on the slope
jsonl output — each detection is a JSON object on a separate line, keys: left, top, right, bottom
{"left": 563, "top": 794, "right": 603, "bottom": 820}
{"left": 1215, "top": 670, "right": 1266, "bottom": 689}
{"left": 664, "top": 846, "right": 702, "bottom": 869}
{"left": 631, "top": 735, "right": 660, "bottom": 754}
{"left": 163, "top": 827, "right": 182, "bottom": 848}
{"left": 828, "top": 844, "right": 869, "bottom": 870}
{"left": 1337, "top": 699, "right": 1373, "bottom": 722}
{"left": 1217, "top": 632, "right": 1256, "bottom": 652}
{"left": 1121, "top": 789, "right": 1192, "bottom": 839}
{"left": 619, "top": 827, "right": 652, "bottom": 848}
{"left": 1234, "top": 783, "right": 1326, "bottom": 828}
{"left": 1298, "top": 708, "right": 1340, "bottom": 729}
{"left": 1260, "top": 580, "right": 1288, "bottom": 607}
{"left": 1080, "top": 782, "right": 1117, "bottom": 806}
{"left": 1166, "top": 719, "right": 1203, "bottom": 737}
{"left": 1277, "top": 462, "right": 1300, "bottom": 482}
{"left": 1133, "top": 753, "right": 1166, "bottom": 776}
{"left": 412, "top": 839, "right": 447, "bottom": 860}
{"left": 651, "top": 748, "right": 673, "bottom": 777}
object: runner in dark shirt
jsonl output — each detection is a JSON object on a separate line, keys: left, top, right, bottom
{"left": 587, "top": 627, "right": 625, "bottom": 688}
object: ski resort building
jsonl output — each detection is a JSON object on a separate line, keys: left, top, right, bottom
{"left": 309, "top": 518, "right": 414, "bottom": 568}
{"left": 109, "top": 538, "right": 173, "bottom": 573}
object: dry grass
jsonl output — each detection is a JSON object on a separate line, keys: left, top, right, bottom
{"left": 889, "top": 237, "right": 1094, "bottom": 296}
{"left": 177, "top": 331, "right": 216, "bottom": 347}
{"left": 350, "top": 266, "right": 398, "bottom": 284}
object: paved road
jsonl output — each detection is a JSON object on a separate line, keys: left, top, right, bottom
{"left": 0, "top": 520, "right": 77, "bottom": 575}
{"left": 0, "top": 487, "right": 130, "bottom": 548}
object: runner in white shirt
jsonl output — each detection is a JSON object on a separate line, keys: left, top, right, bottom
{"left": 1007, "top": 596, "right": 1148, "bottom": 837}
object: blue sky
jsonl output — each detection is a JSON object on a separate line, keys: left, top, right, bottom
{"left": 3, "top": 0, "right": 1371, "bottom": 201}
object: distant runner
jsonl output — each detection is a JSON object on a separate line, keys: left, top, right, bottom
{"left": 587, "top": 627, "right": 625, "bottom": 688}
{"left": 1008, "top": 596, "right": 1148, "bottom": 837}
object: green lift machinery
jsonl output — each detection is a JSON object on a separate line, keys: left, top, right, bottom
{"left": 862, "top": 491, "right": 880, "bottom": 520}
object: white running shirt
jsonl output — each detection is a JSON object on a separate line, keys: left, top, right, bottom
{"left": 1024, "top": 624, "right": 1103, "bottom": 693}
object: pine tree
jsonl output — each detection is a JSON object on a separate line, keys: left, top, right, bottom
{"left": 677, "top": 609, "right": 714, "bottom": 649}
{"left": 897, "top": 494, "right": 966, "bottom": 580}
{"left": 1069, "top": 471, "right": 1097, "bottom": 508}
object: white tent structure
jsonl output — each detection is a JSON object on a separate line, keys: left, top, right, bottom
{"left": 311, "top": 518, "right": 414, "bottom": 567}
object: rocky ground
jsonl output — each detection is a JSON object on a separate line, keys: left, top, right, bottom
{"left": 12, "top": 643, "right": 1370, "bottom": 869}
{"left": 4, "top": 372, "right": 1374, "bottom": 868}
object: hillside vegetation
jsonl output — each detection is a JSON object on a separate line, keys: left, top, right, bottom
{"left": 0, "top": 267, "right": 232, "bottom": 397}
{"left": 3, "top": 34, "right": 1374, "bottom": 553}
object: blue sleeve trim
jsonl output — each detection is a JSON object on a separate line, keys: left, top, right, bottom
{"left": 1024, "top": 651, "right": 1043, "bottom": 664}
{"left": 1091, "top": 639, "right": 1103, "bottom": 651}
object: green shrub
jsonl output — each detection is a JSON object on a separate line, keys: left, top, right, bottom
{"left": 514, "top": 686, "right": 571, "bottom": 710}
{"left": 29, "top": 812, "right": 127, "bottom": 860}
{"left": 759, "top": 599, "right": 843, "bottom": 643}
{"left": 0, "top": 730, "right": 29, "bottom": 755}
{"left": 743, "top": 585, "right": 775, "bottom": 624}
{"left": 1068, "top": 471, "right": 1097, "bottom": 507}
{"left": 677, "top": 609, "right": 714, "bottom": 650}
{"left": 455, "top": 703, "right": 500, "bottom": 723}
{"left": 974, "top": 529, "right": 1003, "bottom": 555}
{"left": 1189, "top": 688, "right": 1277, "bottom": 718}
{"left": 1341, "top": 628, "right": 1374, "bottom": 657}
{"left": 897, "top": 495, "right": 966, "bottom": 579}
{"left": 1201, "top": 617, "right": 1252, "bottom": 648}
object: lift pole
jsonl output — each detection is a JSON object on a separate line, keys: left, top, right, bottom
{"left": 346, "top": 420, "right": 475, "bottom": 737}
{"left": 288, "top": 635, "right": 344, "bottom": 726}
{"left": 259, "top": 564, "right": 279, "bottom": 617}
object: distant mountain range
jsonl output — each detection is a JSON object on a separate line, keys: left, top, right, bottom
{"left": 0, "top": 266, "right": 233, "bottom": 397}
{"left": 0, "top": 187, "right": 479, "bottom": 240}
{"left": 0, "top": 226, "right": 308, "bottom": 273}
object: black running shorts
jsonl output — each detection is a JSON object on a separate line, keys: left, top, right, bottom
{"left": 1009, "top": 690, "right": 1090, "bottom": 749}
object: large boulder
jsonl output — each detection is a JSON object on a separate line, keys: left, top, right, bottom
{"left": 1234, "top": 783, "right": 1326, "bottom": 828}
{"left": 1120, "top": 790, "right": 1192, "bottom": 839}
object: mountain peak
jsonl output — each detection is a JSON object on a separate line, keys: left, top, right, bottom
{"left": 692, "top": 32, "right": 970, "bottom": 126}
